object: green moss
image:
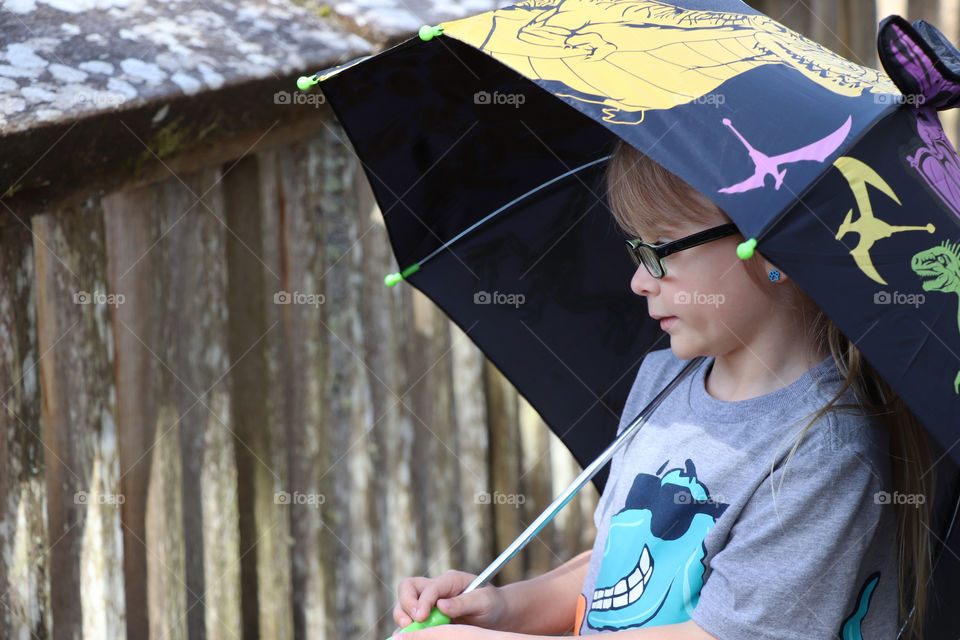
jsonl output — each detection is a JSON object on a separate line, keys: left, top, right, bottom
{"left": 132, "top": 116, "right": 187, "bottom": 178}
{"left": 131, "top": 114, "right": 223, "bottom": 180}
{"left": 152, "top": 117, "right": 186, "bottom": 158}
{"left": 197, "top": 117, "right": 221, "bottom": 141}
{"left": 4, "top": 182, "right": 23, "bottom": 198}
{"left": 290, "top": 0, "right": 334, "bottom": 18}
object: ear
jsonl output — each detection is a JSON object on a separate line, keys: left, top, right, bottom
{"left": 760, "top": 258, "right": 789, "bottom": 284}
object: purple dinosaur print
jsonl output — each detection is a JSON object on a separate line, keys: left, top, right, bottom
{"left": 906, "top": 108, "right": 960, "bottom": 224}
{"left": 881, "top": 19, "right": 960, "bottom": 111}
{"left": 719, "top": 116, "right": 852, "bottom": 194}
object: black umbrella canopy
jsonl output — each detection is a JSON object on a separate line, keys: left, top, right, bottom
{"left": 316, "top": 16, "right": 960, "bottom": 482}
{"left": 321, "top": 35, "right": 656, "bottom": 489}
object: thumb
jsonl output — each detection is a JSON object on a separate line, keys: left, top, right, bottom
{"left": 435, "top": 596, "right": 459, "bottom": 618}
{"left": 435, "top": 593, "right": 478, "bottom": 619}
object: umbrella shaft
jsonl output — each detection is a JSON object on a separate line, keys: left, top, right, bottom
{"left": 463, "top": 355, "right": 707, "bottom": 595}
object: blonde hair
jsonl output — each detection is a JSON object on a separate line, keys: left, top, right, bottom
{"left": 605, "top": 139, "right": 935, "bottom": 638}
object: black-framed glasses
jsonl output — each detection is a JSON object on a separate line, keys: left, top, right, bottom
{"left": 625, "top": 223, "right": 739, "bottom": 278}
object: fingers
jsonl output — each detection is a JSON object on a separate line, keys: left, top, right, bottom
{"left": 395, "top": 576, "right": 430, "bottom": 625}
{"left": 434, "top": 589, "right": 492, "bottom": 624}
{"left": 395, "top": 571, "right": 477, "bottom": 626}
{"left": 393, "top": 600, "right": 413, "bottom": 629}
{"left": 414, "top": 571, "right": 473, "bottom": 621}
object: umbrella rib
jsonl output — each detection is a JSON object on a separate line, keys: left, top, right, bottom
{"left": 390, "top": 155, "right": 612, "bottom": 281}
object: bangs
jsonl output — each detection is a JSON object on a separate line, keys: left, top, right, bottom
{"left": 604, "top": 139, "right": 728, "bottom": 241}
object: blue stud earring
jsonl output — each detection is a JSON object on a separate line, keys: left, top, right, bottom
{"left": 768, "top": 270, "right": 781, "bottom": 282}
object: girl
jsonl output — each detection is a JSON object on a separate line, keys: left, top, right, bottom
{"left": 390, "top": 140, "right": 935, "bottom": 639}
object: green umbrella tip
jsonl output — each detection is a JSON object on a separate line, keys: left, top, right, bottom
{"left": 297, "top": 75, "right": 319, "bottom": 91}
{"left": 385, "top": 263, "right": 421, "bottom": 287}
{"left": 736, "top": 238, "right": 757, "bottom": 260}
{"left": 419, "top": 25, "right": 444, "bottom": 41}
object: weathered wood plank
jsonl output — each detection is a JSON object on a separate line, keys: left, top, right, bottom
{"left": 247, "top": 147, "right": 297, "bottom": 640}
{"left": 314, "top": 128, "right": 381, "bottom": 640}
{"left": 354, "top": 149, "right": 422, "bottom": 634}
{"left": 0, "top": 218, "right": 50, "bottom": 640}
{"left": 749, "top": 0, "right": 813, "bottom": 38}
{"left": 518, "top": 399, "right": 553, "bottom": 578}
{"left": 934, "top": 0, "right": 960, "bottom": 146}
{"left": 449, "top": 321, "right": 491, "bottom": 576}
{"left": 103, "top": 182, "right": 163, "bottom": 640}
{"left": 222, "top": 153, "right": 291, "bottom": 640}
{"left": 33, "top": 202, "right": 124, "bottom": 640}
{"left": 405, "top": 288, "right": 461, "bottom": 580}
{"left": 164, "top": 169, "right": 241, "bottom": 640}
{"left": 548, "top": 425, "right": 598, "bottom": 560}
{"left": 109, "top": 168, "right": 242, "bottom": 640}
{"left": 484, "top": 362, "right": 523, "bottom": 586}
{"left": 259, "top": 139, "right": 333, "bottom": 640}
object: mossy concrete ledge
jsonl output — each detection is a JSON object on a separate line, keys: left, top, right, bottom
{"left": 0, "top": 0, "right": 372, "bottom": 216}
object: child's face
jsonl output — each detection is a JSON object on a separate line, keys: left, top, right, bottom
{"left": 630, "top": 213, "right": 766, "bottom": 361}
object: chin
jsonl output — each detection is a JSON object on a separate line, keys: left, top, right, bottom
{"left": 668, "top": 338, "right": 711, "bottom": 362}
{"left": 668, "top": 341, "right": 696, "bottom": 361}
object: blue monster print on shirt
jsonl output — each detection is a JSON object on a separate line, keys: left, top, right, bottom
{"left": 587, "top": 459, "right": 728, "bottom": 631}
{"left": 839, "top": 573, "right": 881, "bottom": 640}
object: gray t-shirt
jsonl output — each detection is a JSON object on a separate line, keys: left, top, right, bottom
{"left": 575, "top": 348, "right": 898, "bottom": 639}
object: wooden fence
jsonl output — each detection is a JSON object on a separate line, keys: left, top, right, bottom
{"left": 2, "top": 122, "right": 599, "bottom": 640}
{"left": 1, "top": 1, "right": 958, "bottom": 639}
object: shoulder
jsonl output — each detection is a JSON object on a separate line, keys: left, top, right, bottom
{"left": 796, "top": 367, "right": 890, "bottom": 477}
{"left": 773, "top": 375, "right": 891, "bottom": 499}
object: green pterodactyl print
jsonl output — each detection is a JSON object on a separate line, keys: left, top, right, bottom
{"left": 912, "top": 239, "right": 960, "bottom": 393}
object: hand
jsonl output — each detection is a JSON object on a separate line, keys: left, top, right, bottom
{"left": 392, "top": 570, "right": 508, "bottom": 633}
{"left": 391, "top": 624, "right": 505, "bottom": 640}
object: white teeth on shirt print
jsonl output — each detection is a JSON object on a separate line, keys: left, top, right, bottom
{"left": 590, "top": 545, "right": 653, "bottom": 610}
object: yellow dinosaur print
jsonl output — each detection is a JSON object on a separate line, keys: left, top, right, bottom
{"left": 833, "top": 157, "right": 935, "bottom": 285}
{"left": 441, "top": 0, "right": 898, "bottom": 123}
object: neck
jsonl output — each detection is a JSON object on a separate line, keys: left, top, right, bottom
{"left": 704, "top": 303, "right": 831, "bottom": 402}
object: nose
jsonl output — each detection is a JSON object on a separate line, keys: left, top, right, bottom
{"left": 630, "top": 264, "right": 660, "bottom": 297}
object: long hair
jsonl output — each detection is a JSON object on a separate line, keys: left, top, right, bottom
{"left": 605, "top": 139, "right": 935, "bottom": 638}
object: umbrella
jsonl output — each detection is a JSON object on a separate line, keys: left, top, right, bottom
{"left": 300, "top": 0, "right": 960, "bottom": 636}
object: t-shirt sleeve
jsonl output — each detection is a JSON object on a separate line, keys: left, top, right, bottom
{"left": 690, "top": 421, "right": 892, "bottom": 640}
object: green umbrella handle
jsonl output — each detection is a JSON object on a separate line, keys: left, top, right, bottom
{"left": 386, "top": 607, "right": 451, "bottom": 638}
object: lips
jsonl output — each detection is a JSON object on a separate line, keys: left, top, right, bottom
{"left": 650, "top": 314, "right": 677, "bottom": 330}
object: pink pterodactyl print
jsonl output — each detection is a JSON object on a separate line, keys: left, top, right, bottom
{"left": 719, "top": 116, "right": 852, "bottom": 193}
